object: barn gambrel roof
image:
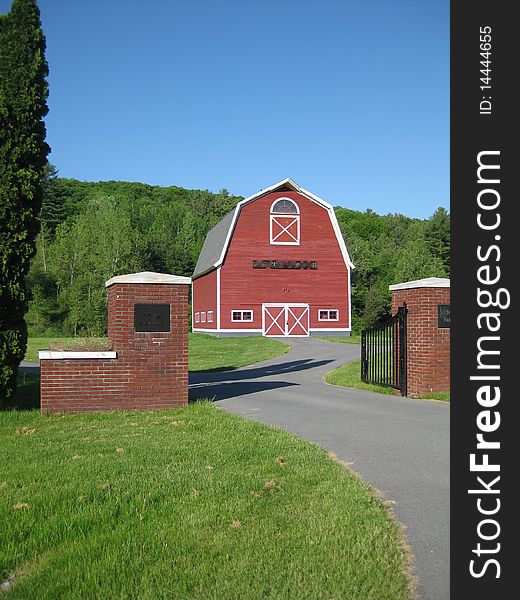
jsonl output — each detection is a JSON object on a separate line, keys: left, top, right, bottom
{"left": 192, "top": 178, "right": 354, "bottom": 279}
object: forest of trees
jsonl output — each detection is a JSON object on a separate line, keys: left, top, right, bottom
{"left": 27, "top": 170, "right": 450, "bottom": 336}
{"left": 335, "top": 205, "right": 450, "bottom": 330}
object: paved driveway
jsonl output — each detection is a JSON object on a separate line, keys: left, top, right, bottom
{"left": 190, "top": 338, "right": 449, "bottom": 600}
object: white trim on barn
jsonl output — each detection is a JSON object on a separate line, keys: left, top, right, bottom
{"left": 348, "top": 266, "right": 352, "bottom": 334}
{"left": 231, "top": 309, "right": 254, "bottom": 322}
{"left": 191, "top": 327, "right": 351, "bottom": 335}
{"left": 216, "top": 266, "right": 221, "bottom": 329}
{"left": 270, "top": 214, "right": 300, "bottom": 245}
{"left": 270, "top": 197, "right": 300, "bottom": 214}
{"left": 192, "top": 328, "right": 263, "bottom": 334}
{"left": 318, "top": 309, "right": 340, "bottom": 321}
{"left": 262, "top": 303, "right": 310, "bottom": 337}
{"left": 212, "top": 178, "right": 355, "bottom": 272}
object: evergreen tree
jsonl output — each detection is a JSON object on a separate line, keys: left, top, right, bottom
{"left": 40, "top": 164, "right": 68, "bottom": 236}
{"left": 0, "top": 0, "right": 49, "bottom": 400}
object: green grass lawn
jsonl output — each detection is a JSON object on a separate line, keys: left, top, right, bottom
{"left": 188, "top": 333, "right": 289, "bottom": 372}
{"left": 24, "top": 337, "right": 72, "bottom": 363}
{"left": 325, "top": 359, "right": 397, "bottom": 395}
{"left": 317, "top": 335, "right": 361, "bottom": 344}
{"left": 0, "top": 402, "right": 413, "bottom": 599}
{"left": 325, "top": 359, "right": 450, "bottom": 401}
{"left": 24, "top": 334, "right": 289, "bottom": 371}
{"left": 418, "top": 391, "right": 450, "bottom": 402}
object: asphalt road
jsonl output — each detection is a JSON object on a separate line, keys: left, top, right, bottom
{"left": 189, "top": 337, "right": 450, "bottom": 600}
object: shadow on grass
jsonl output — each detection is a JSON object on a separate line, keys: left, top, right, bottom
{"left": 2, "top": 371, "right": 40, "bottom": 411}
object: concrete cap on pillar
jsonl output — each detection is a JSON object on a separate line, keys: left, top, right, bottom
{"left": 105, "top": 272, "right": 192, "bottom": 287}
{"left": 389, "top": 277, "right": 450, "bottom": 291}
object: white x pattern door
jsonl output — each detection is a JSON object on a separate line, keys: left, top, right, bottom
{"left": 263, "top": 304, "right": 309, "bottom": 337}
{"left": 270, "top": 215, "right": 300, "bottom": 244}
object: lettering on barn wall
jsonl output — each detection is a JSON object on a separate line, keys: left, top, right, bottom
{"left": 252, "top": 260, "right": 318, "bottom": 270}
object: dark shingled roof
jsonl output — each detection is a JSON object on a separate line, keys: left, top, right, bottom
{"left": 193, "top": 209, "right": 236, "bottom": 278}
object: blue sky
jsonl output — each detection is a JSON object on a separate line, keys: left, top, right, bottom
{"left": 1, "top": 0, "right": 449, "bottom": 218}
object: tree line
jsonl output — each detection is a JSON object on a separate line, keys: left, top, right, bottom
{"left": 28, "top": 173, "right": 449, "bottom": 336}
{"left": 28, "top": 172, "right": 240, "bottom": 336}
{"left": 336, "top": 205, "right": 449, "bottom": 330}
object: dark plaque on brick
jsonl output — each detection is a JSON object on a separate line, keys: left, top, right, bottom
{"left": 438, "top": 304, "right": 451, "bottom": 328}
{"left": 134, "top": 304, "right": 170, "bottom": 332}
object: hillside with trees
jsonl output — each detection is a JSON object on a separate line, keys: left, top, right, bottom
{"left": 335, "top": 205, "right": 450, "bottom": 330}
{"left": 27, "top": 173, "right": 449, "bottom": 336}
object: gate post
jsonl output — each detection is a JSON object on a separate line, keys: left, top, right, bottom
{"left": 390, "top": 277, "right": 450, "bottom": 397}
{"left": 361, "top": 330, "right": 367, "bottom": 380}
{"left": 397, "top": 304, "right": 408, "bottom": 397}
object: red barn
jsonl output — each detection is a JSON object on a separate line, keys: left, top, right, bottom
{"left": 192, "top": 178, "right": 354, "bottom": 337}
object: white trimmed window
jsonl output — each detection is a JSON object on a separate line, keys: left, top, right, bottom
{"left": 201, "top": 311, "right": 206, "bottom": 323}
{"left": 231, "top": 310, "right": 253, "bottom": 322}
{"left": 207, "top": 311, "right": 214, "bottom": 323}
{"left": 318, "top": 309, "right": 339, "bottom": 321}
{"left": 195, "top": 312, "right": 200, "bottom": 323}
{"left": 270, "top": 197, "right": 300, "bottom": 245}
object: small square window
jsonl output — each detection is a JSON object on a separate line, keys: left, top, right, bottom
{"left": 231, "top": 310, "right": 254, "bottom": 322}
{"left": 318, "top": 309, "right": 339, "bottom": 321}
{"left": 195, "top": 312, "right": 200, "bottom": 323}
{"left": 208, "top": 311, "right": 214, "bottom": 322}
{"left": 201, "top": 312, "right": 206, "bottom": 323}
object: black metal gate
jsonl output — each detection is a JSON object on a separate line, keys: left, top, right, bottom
{"left": 361, "top": 304, "right": 408, "bottom": 396}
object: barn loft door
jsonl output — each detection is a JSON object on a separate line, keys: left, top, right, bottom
{"left": 270, "top": 215, "right": 300, "bottom": 245}
{"left": 263, "top": 304, "right": 309, "bottom": 337}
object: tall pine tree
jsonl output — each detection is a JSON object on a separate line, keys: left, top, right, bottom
{"left": 0, "top": 0, "right": 49, "bottom": 400}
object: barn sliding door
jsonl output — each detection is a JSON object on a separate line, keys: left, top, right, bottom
{"left": 286, "top": 306, "right": 309, "bottom": 336}
{"left": 262, "top": 304, "right": 309, "bottom": 337}
{"left": 263, "top": 306, "right": 286, "bottom": 336}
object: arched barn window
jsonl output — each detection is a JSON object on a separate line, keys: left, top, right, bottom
{"left": 270, "top": 197, "right": 300, "bottom": 245}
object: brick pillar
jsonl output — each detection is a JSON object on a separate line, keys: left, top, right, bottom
{"left": 390, "top": 278, "right": 450, "bottom": 397}
{"left": 40, "top": 272, "right": 191, "bottom": 413}
{"left": 106, "top": 272, "right": 191, "bottom": 408}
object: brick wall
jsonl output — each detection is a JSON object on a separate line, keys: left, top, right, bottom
{"left": 391, "top": 285, "right": 450, "bottom": 397}
{"left": 40, "top": 278, "right": 190, "bottom": 413}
